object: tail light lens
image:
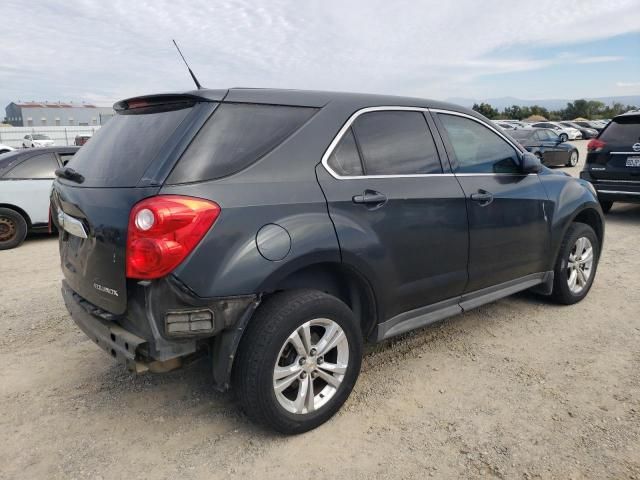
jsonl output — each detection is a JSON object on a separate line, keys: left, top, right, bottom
{"left": 126, "top": 195, "right": 220, "bottom": 279}
{"left": 587, "top": 139, "right": 606, "bottom": 152}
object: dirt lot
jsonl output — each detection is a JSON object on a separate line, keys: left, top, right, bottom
{"left": 1, "top": 141, "right": 639, "bottom": 480}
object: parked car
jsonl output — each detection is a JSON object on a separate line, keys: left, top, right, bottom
{"left": 573, "top": 120, "right": 604, "bottom": 133}
{"left": 503, "top": 120, "right": 531, "bottom": 129}
{"left": 558, "top": 121, "right": 599, "bottom": 139}
{"left": 580, "top": 109, "right": 640, "bottom": 212}
{"left": 0, "top": 144, "right": 15, "bottom": 154}
{"left": 510, "top": 128, "right": 579, "bottom": 167}
{"left": 530, "top": 122, "right": 582, "bottom": 141}
{"left": 494, "top": 120, "right": 516, "bottom": 130}
{"left": 52, "top": 88, "right": 604, "bottom": 433}
{"left": 22, "top": 133, "right": 55, "bottom": 148}
{"left": 74, "top": 134, "right": 92, "bottom": 146}
{"left": 0, "top": 146, "right": 78, "bottom": 249}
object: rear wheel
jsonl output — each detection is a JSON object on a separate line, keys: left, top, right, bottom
{"left": 599, "top": 200, "right": 613, "bottom": 213}
{"left": 566, "top": 150, "right": 579, "bottom": 167}
{"left": 551, "top": 222, "right": 599, "bottom": 305}
{"left": 233, "top": 290, "right": 363, "bottom": 434}
{"left": 0, "top": 208, "right": 28, "bottom": 250}
{"left": 559, "top": 133, "right": 568, "bottom": 142}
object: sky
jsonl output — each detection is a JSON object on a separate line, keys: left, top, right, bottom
{"left": 2, "top": 0, "right": 640, "bottom": 110}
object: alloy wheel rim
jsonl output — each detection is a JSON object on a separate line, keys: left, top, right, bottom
{"left": 567, "top": 236, "right": 593, "bottom": 294}
{"left": 0, "top": 216, "right": 16, "bottom": 242}
{"left": 570, "top": 151, "right": 578, "bottom": 166}
{"left": 273, "top": 318, "right": 349, "bottom": 415}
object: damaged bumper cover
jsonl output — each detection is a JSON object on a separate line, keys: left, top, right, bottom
{"left": 61, "top": 278, "right": 259, "bottom": 381}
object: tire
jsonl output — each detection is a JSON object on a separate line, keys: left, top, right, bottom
{"left": 0, "top": 208, "right": 28, "bottom": 250}
{"left": 559, "top": 133, "right": 568, "bottom": 142}
{"left": 233, "top": 289, "right": 363, "bottom": 434}
{"left": 599, "top": 200, "right": 613, "bottom": 213}
{"left": 550, "top": 222, "right": 599, "bottom": 305}
{"left": 566, "top": 150, "right": 579, "bottom": 167}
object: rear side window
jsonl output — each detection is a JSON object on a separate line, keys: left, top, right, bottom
{"left": 327, "top": 128, "right": 363, "bottom": 176}
{"left": 351, "top": 111, "right": 442, "bottom": 175}
{"left": 600, "top": 116, "right": 640, "bottom": 145}
{"left": 5, "top": 153, "right": 58, "bottom": 179}
{"left": 437, "top": 114, "right": 520, "bottom": 174}
{"left": 168, "top": 103, "right": 317, "bottom": 183}
{"left": 65, "top": 106, "right": 193, "bottom": 187}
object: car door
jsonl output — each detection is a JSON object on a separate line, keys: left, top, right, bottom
{"left": 432, "top": 110, "right": 551, "bottom": 294}
{"left": 3, "top": 152, "right": 60, "bottom": 224}
{"left": 536, "top": 129, "right": 561, "bottom": 165}
{"left": 316, "top": 108, "right": 469, "bottom": 324}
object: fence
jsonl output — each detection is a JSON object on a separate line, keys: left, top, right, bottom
{"left": 0, "top": 126, "right": 102, "bottom": 148}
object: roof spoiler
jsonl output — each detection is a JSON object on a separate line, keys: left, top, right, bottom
{"left": 113, "top": 90, "right": 228, "bottom": 114}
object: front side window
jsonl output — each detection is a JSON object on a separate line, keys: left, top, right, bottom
{"left": 438, "top": 114, "right": 521, "bottom": 174}
{"left": 5, "top": 153, "right": 58, "bottom": 179}
{"left": 350, "top": 110, "right": 442, "bottom": 175}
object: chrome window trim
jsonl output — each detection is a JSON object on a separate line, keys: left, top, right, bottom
{"left": 597, "top": 190, "right": 640, "bottom": 196}
{"left": 610, "top": 152, "right": 640, "bottom": 155}
{"left": 321, "top": 106, "right": 525, "bottom": 180}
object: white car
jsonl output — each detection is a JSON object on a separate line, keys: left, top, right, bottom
{"left": 22, "top": 133, "right": 55, "bottom": 148}
{"left": 494, "top": 120, "right": 516, "bottom": 130}
{"left": 0, "top": 144, "right": 15, "bottom": 154}
{"left": 530, "top": 122, "right": 582, "bottom": 141}
{"left": 0, "top": 146, "right": 78, "bottom": 249}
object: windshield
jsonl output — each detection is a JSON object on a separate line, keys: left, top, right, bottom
{"left": 600, "top": 116, "right": 640, "bottom": 144}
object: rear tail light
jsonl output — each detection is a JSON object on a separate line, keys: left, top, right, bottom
{"left": 126, "top": 195, "right": 220, "bottom": 279}
{"left": 587, "top": 139, "right": 606, "bottom": 152}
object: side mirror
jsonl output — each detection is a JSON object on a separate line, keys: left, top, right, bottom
{"left": 520, "top": 152, "right": 542, "bottom": 174}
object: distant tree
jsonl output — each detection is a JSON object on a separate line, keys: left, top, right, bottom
{"left": 472, "top": 102, "right": 499, "bottom": 119}
{"left": 528, "top": 105, "right": 550, "bottom": 119}
{"left": 502, "top": 105, "right": 526, "bottom": 120}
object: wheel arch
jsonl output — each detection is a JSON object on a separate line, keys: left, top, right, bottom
{"left": 211, "top": 260, "right": 378, "bottom": 391}
{"left": 0, "top": 203, "right": 32, "bottom": 229}
{"left": 265, "top": 262, "right": 379, "bottom": 341}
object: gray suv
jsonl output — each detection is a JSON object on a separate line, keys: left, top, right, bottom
{"left": 52, "top": 88, "right": 604, "bottom": 433}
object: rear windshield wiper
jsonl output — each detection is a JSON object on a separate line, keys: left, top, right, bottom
{"left": 55, "top": 167, "right": 85, "bottom": 184}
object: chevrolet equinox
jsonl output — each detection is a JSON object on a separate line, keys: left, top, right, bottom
{"left": 52, "top": 88, "right": 604, "bottom": 433}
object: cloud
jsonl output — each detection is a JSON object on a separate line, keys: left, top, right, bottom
{"left": 617, "top": 81, "right": 640, "bottom": 87}
{"left": 1, "top": 0, "right": 639, "bottom": 107}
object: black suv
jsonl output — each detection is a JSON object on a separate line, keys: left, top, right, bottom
{"left": 52, "top": 89, "right": 604, "bottom": 433}
{"left": 580, "top": 110, "right": 640, "bottom": 212}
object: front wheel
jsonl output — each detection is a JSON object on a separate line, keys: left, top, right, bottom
{"left": 551, "top": 222, "right": 600, "bottom": 305}
{"left": 233, "top": 290, "right": 363, "bottom": 434}
{"left": 566, "top": 150, "right": 579, "bottom": 167}
{"left": 559, "top": 133, "right": 568, "bottom": 142}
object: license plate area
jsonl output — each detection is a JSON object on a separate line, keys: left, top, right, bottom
{"left": 626, "top": 156, "right": 640, "bottom": 167}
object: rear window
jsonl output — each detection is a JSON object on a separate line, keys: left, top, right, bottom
{"left": 167, "top": 103, "right": 317, "bottom": 184}
{"left": 600, "top": 116, "right": 640, "bottom": 145}
{"left": 65, "top": 106, "right": 193, "bottom": 187}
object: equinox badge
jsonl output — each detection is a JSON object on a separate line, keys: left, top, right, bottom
{"left": 93, "top": 283, "right": 119, "bottom": 297}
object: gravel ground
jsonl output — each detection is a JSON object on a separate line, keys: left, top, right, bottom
{"left": 1, "top": 141, "right": 639, "bottom": 479}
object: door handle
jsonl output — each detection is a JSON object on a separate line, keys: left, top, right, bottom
{"left": 352, "top": 190, "right": 387, "bottom": 206}
{"left": 470, "top": 190, "right": 494, "bottom": 206}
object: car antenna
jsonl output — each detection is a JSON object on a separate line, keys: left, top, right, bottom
{"left": 172, "top": 39, "right": 202, "bottom": 90}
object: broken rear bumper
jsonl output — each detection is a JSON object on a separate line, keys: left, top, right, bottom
{"left": 62, "top": 280, "right": 147, "bottom": 371}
